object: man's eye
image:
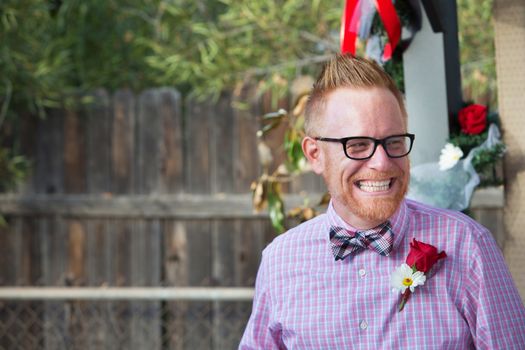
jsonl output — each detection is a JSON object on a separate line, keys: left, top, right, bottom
{"left": 387, "top": 139, "right": 404, "bottom": 148}
{"left": 347, "top": 141, "right": 370, "bottom": 151}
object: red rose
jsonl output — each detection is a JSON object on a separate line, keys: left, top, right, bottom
{"left": 406, "top": 238, "right": 447, "bottom": 273}
{"left": 458, "top": 104, "right": 488, "bottom": 135}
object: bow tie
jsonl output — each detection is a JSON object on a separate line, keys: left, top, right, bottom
{"left": 329, "top": 222, "right": 394, "bottom": 261}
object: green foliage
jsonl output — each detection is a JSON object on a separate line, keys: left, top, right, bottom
{"left": 471, "top": 143, "right": 505, "bottom": 187}
{"left": 1, "top": 0, "right": 342, "bottom": 116}
{"left": 0, "top": 147, "right": 30, "bottom": 192}
{"left": 1, "top": 0, "right": 68, "bottom": 117}
{"left": 267, "top": 182, "right": 285, "bottom": 234}
{"left": 383, "top": 58, "right": 404, "bottom": 93}
{"left": 457, "top": 0, "right": 496, "bottom": 106}
{"left": 449, "top": 131, "right": 489, "bottom": 156}
{"left": 149, "top": 0, "right": 341, "bottom": 100}
{"left": 284, "top": 130, "right": 305, "bottom": 173}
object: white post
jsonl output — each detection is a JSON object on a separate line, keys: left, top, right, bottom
{"left": 403, "top": 9, "right": 449, "bottom": 165}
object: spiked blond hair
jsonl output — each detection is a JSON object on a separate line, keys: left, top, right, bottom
{"left": 304, "top": 54, "right": 407, "bottom": 135}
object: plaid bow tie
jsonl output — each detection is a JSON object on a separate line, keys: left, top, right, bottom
{"left": 329, "top": 222, "right": 394, "bottom": 261}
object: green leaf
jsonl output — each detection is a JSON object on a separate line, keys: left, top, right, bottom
{"left": 284, "top": 129, "right": 306, "bottom": 172}
{"left": 267, "top": 182, "right": 286, "bottom": 234}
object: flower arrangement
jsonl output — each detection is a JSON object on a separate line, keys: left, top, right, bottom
{"left": 391, "top": 239, "right": 447, "bottom": 311}
{"left": 441, "top": 103, "right": 505, "bottom": 187}
{"left": 409, "top": 103, "right": 505, "bottom": 211}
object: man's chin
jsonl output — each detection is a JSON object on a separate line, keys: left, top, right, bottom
{"left": 351, "top": 196, "right": 403, "bottom": 223}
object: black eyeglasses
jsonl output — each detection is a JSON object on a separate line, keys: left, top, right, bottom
{"left": 314, "top": 133, "right": 415, "bottom": 160}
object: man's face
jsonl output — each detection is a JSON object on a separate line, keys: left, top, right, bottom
{"left": 304, "top": 87, "right": 410, "bottom": 228}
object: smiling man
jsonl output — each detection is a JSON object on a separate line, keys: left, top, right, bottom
{"left": 307, "top": 86, "right": 410, "bottom": 229}
{"left": 239, "top": 54, "right": 525, "bottom": 349}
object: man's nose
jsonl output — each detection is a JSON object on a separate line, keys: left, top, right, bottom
{"left": 366, "top": 144, "right": 392, "bottom": 170}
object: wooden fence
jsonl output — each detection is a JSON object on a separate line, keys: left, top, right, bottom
{"left": 0, "top": 87, "right": 317, "bottom": 349}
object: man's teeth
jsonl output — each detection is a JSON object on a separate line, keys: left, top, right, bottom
{"left": 358, "top": 180, "right": 391, "bottom": 192}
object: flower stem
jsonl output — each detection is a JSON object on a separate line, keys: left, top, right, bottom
{"left": 399, "top": 290, "right": 411, "bottom": 312}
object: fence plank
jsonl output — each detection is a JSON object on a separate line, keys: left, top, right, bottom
{"left": 185, "top": 98, "right": 211, "bottom": 194}
{"left": 233, "top": 86, "right": 261, "bottom": 193}
{"left": 20, "top": 218, "right": 44, "bottom": 349}
{"left": 135, "top": 90, "right": 162, "bottom": 194}
{"left": 84, "top": 219, "right": 118, "bottom": 349}
{"left": 85, "top": 90, "right": 112, "bottom": 193}
{"left": 158, "top": 88, "right": 184, "bottom": 194}
{"left": 35, "top": 109, "right": 64, "bottom": 194}
{"left": 64, "top": 109, "right": 87, "bottom": 193}
{"left": 211, "top": 93, "right": 235, "bottom": 193}
{"left": 185, "top": 220, "right": 212, "bottom": 350}
{"left": 0, "top": 193, "right": 321, "bottom": 220}
{"left": 0, "top": 218, "right": 13, "bottom": 349}
{"left": 164, "top": 221, "right": 188, "bottom": 350}
{"left": 84, "top": 89, "right": 117, "bottom": 348}
{"left": 39, "top": 216, "right": 70, "bottom": 349}
{"left": 177, "top": 93, "right": 210, "bottom": 349}
{"left": 114, "top": 219, "right": 134, "bottom": 349}
{"left": 0, "top": 220, "right": 12, "bottom": 285}
{"left": 129, "top": 219, "right": 162, "bottom": 349}
{"left": 211, "top": 219, "right": 238, "bottom": 349}
{"left": 111, "top": 89, "right": 136, "bottom": 348}
{"left": 67, "top": 220, "right": 86, "bottom": 286}
{"left": 134, "top": 88, "right": 166, "bottom": 346}
{"left": 112, "top": 89, "right": 136, "bottom": 194}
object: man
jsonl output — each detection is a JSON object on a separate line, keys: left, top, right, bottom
{"left": 239, "top": 54, "right": 525, "bottom": 349}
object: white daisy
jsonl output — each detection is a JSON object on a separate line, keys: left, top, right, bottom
{"left": 391, "top": 263, "right": 426, "bottom": 294}
{"left": 439, "top": 143, "right": 463, "bottom": 171}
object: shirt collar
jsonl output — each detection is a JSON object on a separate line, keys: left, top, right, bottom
{"left": 325, "top": 199, "right": 409, "bottom": 252}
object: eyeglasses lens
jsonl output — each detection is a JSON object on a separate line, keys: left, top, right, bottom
{"left": 345, "top": 135, "right": 411, "bottom": 159}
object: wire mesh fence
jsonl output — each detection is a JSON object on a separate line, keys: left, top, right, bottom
{"left": 0, "top": 288, "right": 253, "bottom": 350}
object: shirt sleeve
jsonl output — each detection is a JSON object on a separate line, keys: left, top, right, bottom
{"left": 239, "top": 251, "right": 283, "bottom": 350}
{"left": 462, "top": 225, "right": 525, "bottom": 349}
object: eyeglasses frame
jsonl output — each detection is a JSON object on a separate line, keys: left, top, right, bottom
{"left": 314, "top": 133, "right": 415, "bottom": 160}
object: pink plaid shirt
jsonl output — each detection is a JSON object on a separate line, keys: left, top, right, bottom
{"left": 240, "top": 199, "right": 525, "bottom": 349}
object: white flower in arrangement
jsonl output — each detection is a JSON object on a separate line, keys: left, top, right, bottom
{"left": 439, "top": 143, "right": 464, "bottom": 171}
{"left": 391, "top": 263, "right": 426, "bottom": 294}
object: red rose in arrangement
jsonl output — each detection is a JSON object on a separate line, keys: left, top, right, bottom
{"left": 458, "top": 104, "right": 488, "bottom": 135}
{"left": 406, "top": 238, "right": 447, "bottom": 273}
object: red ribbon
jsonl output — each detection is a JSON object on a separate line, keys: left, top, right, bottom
{"left": 340, "top": 0, "right": 401, "bottom": 61}
{"left": 376, "top": 0, "right": 401, "bottom": 60}
{"left": 340, "top": 0, "right": 359, "bottom": 54}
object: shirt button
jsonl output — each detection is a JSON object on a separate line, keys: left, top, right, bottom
{"left": 359, "top": 320, "right": 368, "bottom": 330}
{"left": 358, "top": 268, "right": 366, "bottom": 278}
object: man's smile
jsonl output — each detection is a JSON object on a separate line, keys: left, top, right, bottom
{"left": 355, "top": 178, "right": 394, "bottom": 193}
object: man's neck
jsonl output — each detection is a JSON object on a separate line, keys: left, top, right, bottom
{"left": 332, "top": 200, "right": 389, "bottom": 230}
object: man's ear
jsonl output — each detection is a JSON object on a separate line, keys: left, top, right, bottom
{"left": 302, "top": 136, "right": 324, "bottom": 175}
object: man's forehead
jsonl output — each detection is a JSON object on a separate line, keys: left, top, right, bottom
{"left": 314, "top": 87, "right": 405, "bottom": 131}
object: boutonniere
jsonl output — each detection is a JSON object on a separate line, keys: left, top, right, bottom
{"left": 391, "top": 238, "right": 447, "bottom": 311}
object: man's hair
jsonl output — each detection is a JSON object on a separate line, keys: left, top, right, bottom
{"left": 304, "top": 54, "right": 407, "bottom": 135}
